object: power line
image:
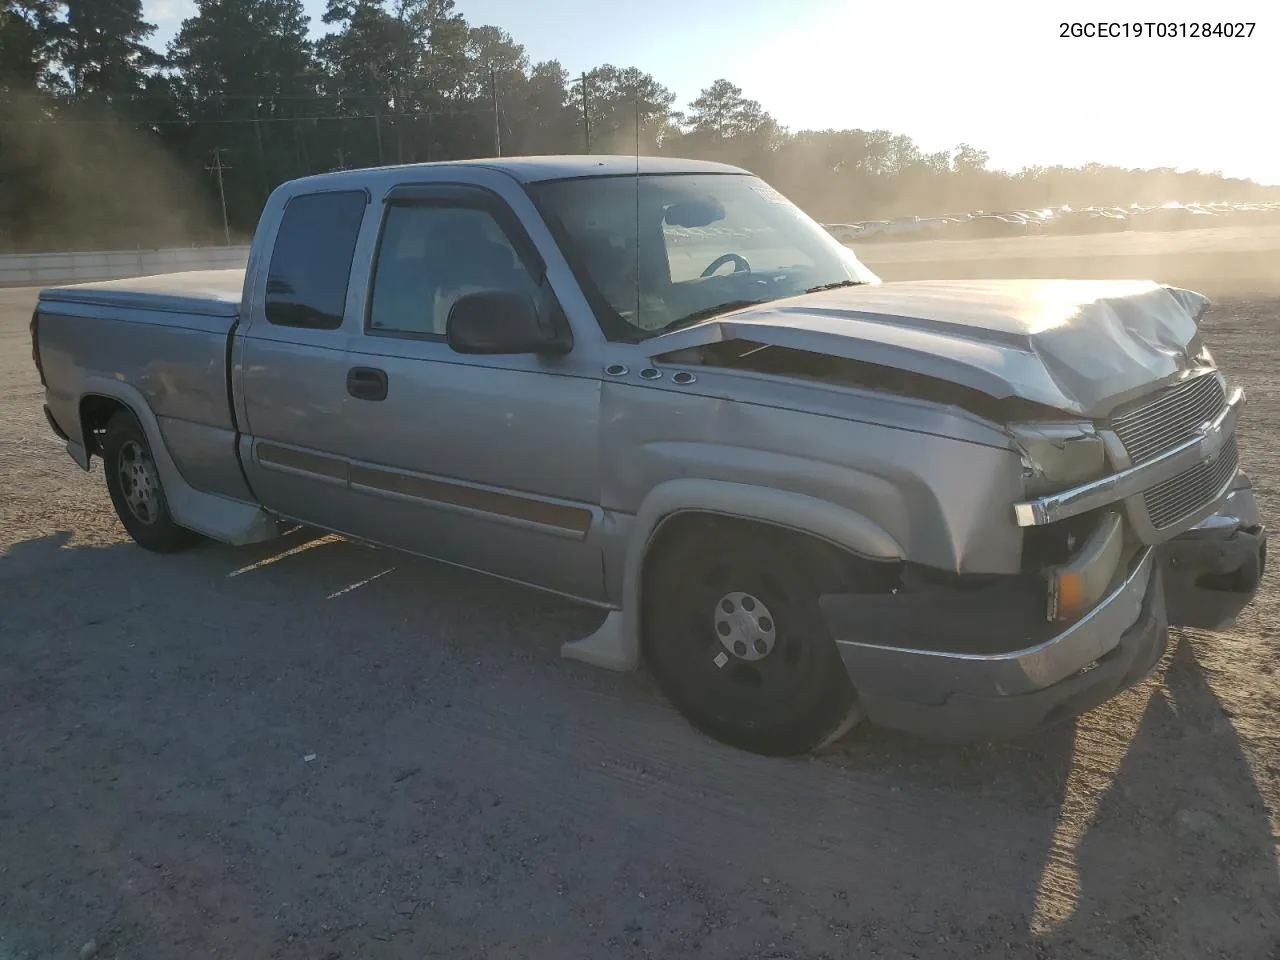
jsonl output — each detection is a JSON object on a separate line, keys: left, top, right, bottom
{"left": 63, "top": 91, "right": 499, "bottom": 102}
{"left": 0, "top": 107, "right": 500, "bottom": 127}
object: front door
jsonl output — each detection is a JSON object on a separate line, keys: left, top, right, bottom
{"left": 336, "top": 187, "right": 605, "bottom": 603}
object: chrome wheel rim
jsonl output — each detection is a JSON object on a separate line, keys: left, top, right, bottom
{"left": 117, "top": 440, "right": 161, "bottom": 525}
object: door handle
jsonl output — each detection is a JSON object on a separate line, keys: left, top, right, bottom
{"left": 347, "top": 366, "right": 388, "bottom": 401}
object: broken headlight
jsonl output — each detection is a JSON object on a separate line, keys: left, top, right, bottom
{"left": 1008, "top": 420, "right": 1106, "bottom": 496}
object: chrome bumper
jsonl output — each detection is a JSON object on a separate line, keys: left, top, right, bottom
{"left": 1013, "top": 386, "right": 1243, "bottom": 529}
{"left": 829, "top": 546, "right": 1155, "bottom": 704}
{"left": 846, "top": 567, "right": 1167, "bottom": 741}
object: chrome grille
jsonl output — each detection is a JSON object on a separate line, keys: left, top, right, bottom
{"left": 1111, "top": 373, "right": 1226, "bottom": 464}
{"left": 1142, "top": 434, "right": 1238, "bottom": 530}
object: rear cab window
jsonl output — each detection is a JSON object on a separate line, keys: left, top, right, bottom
{"left": 265, "top": 190, "right": 368, "bottom": 329}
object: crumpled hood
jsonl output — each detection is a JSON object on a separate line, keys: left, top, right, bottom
{"left": 649, "top": 279, "right": 1210, "bottom": 417}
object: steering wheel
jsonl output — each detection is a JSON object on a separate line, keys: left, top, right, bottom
{"left": 700, "top": 253, "right": 751, "bottom": 278}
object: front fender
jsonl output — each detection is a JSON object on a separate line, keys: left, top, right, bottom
{"left": 561, "top": 478, "right": 904, "bottom": 672}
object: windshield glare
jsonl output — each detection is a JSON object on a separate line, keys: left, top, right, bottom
{"left": 529, "top": 173, "right": 880, "bottom": 337}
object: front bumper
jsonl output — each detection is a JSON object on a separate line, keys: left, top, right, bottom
{"left": 821, "top": 547, "right": 1164, "bottom": 740}
{"left": 822, "top": 472, "right": 1267, "bottom": 740}
{"left": 1159, "top": 472, "right": 1266, "bottom": 629}
{"left": 839, "top": 569, "right": 1168, "bottom": 741}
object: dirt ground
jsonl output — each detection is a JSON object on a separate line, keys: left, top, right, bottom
{"left": 857, "top": 224, "right": 1280, "bottom": 295}
{"left": 2, "top": 278, "right": 1278, "bottom": 960}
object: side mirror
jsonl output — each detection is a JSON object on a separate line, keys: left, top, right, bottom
{"left": 446, "top": 290, "right": 570, "bottom": 356}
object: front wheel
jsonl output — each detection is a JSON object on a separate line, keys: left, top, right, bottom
{"left": 102, "top": 410, "right": 199, "bottom": 553}
{"left": 642, "top": 520, "right": 863, "bottom": 755}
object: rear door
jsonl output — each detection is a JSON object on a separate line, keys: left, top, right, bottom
{"left": 235, "top": 188, "right": 369, "bottom": 532}
{"left": 335, "top": 183, "right": 606, "bottom": 602}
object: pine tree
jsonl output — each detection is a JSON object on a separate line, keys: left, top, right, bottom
{"left": 168, "top": 0, "right": 316, "bottom": 227}
{"left": 0, "top": 0, "right": 63, "bottom": 93}
{"left": 62, "top": 0, "right": 161, "bottom": 102}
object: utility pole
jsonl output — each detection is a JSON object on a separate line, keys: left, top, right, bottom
{"left": 369, "top": 64, "right": 386, "bottom": 166}
{"left": 252, "top": 100, "right": 269, "bottom": 203}
{"left": 374, "top": 105, "right": 386, "bottom": 165}
{"left": 490, "top": 66, "right": 501, "bottom": 157}
{"left": 293, "top": 119, "right": 311, "bottom": 176}
{"left": 394, "top": 89, "right": 406, "bottom": 163}
{"left": 578, "top": 72, "right": 591, "bottom": 153}
{"left": 206, "top": 148, "right": 232, "bottom": 245}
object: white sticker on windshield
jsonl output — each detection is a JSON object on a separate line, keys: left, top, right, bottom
{"left": 750, "top": 183, "right": 788, "bottom": 205}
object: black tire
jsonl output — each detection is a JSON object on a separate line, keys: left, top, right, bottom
{"left": 101, "top": 410, "right": 199, "bottom": 553}
{"left": 642, "top": 519, "right": 864, "bottom": 756}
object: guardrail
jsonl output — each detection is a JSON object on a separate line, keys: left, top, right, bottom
{"left": 0, "top": 245, "right": 251, "bottom": 287}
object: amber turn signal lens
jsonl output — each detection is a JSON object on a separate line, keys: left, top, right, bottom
{"left": 1046, "top": 512, "right": 1125, "bottom": 623}
{"left": 1050, "top": 570, "right": 1088, "bottom": 623}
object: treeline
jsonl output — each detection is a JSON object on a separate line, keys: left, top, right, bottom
{"left": 1, "top": 0, "right": 1276, "bottom": 253}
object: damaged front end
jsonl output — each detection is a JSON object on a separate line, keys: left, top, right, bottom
{"left": 1159, "top": 472, "right": 1266, "bottom": 629}
{"left": 643, "top": 280, "right": 1264, "bottom": 739}
{"left": 816, "top": 367, "right": 1263, "bottom": 740}
{"left": 817, "top": 487, "right": 1163, "bottom": 740}
{"left": 819, "top": 542, "right": 1165, "bottom": 741}
{"left": 1011, "top": 368, "right": 1265, "bottom": 631}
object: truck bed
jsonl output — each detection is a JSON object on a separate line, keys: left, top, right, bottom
{"left": 38, "top": 268, "right": 245, "bottom": 318}
{"left": 36, "top": 268, "right": 251, "bottom": 504}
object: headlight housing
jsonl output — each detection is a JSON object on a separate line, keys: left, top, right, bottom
{"left": 1008, "top": 421, "right": 1106, "bottom": 496}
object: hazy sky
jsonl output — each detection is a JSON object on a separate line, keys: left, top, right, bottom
{"left": 143, "top": 0, "right": 1278, "bottom": 184}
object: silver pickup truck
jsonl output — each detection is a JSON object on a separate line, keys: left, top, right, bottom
{"left": 30, "top": 156, "right": 1266, "bottom": 755}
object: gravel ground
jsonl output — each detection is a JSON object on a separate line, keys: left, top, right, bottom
{"left": 2, "top": 284, "right": 1278, "bottom": 960}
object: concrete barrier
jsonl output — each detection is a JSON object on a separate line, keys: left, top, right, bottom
{"left": 0, "top": 245, "right": 251, "bottom": 287}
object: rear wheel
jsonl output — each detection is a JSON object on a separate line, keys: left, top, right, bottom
{"left": 102, "top": 410, "right": 198, "bottom": 553}
{"left": 642, "top": 519, "right": 863, "bottom": 755}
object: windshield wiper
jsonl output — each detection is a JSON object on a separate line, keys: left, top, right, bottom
{"left": 804, "top": 280, "right": 868, "bottom": 294}
{"left": 658, "top": 299, "right": 770, "bottom": 334}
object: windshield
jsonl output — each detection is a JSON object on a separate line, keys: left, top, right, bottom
{"left": 528, "top": 173, "right": 880, "bottom": 340}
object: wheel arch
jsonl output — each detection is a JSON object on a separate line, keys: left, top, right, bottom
{"left": 77, "top": 379, "right": 179, "bottom": 475}
{"left": 74, "top": 377, "right": 278, "bottom": 546}
{"left": 78, "top": 393, "right": 132, "bottom": 463}
{"left": 561, "top": 479, "right": 905, "bottom": 672}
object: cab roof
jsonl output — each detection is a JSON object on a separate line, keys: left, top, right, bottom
{"left": 289, "top": 155, "right": 750, "bottom": 190}
{"left": 465, "top": 155, "right": 749, "bottom": 181}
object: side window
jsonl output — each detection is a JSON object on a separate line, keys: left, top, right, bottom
{"left": 368, "top": 203, "right": 539, "bottom": 337}
{"left": 265, "top": 190, "right": 367, "bottom": 329}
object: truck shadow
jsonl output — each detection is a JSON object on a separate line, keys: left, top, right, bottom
{"left": 827, "top": 632, "right": 1280, "bottom": 955}
{"left": 3, "top": 529, "right": 1277, "bottom": 958}
{"left": 1027, "top": 635, "right": 1280, "bottom": 955}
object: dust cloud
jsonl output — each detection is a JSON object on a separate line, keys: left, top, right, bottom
{"left": 0, "top": 90, "right": 221, "bottom": 254}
